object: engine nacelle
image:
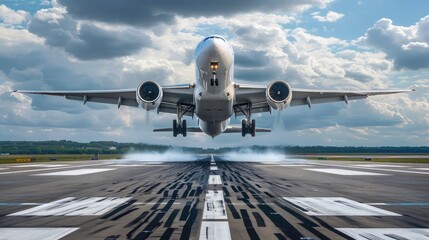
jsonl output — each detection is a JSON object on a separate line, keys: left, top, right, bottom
{"left": 266, "top": 81, "right": 292, "bottom": 110}
{"left": 136, "top": 81, "right": 163, "bottom": 111}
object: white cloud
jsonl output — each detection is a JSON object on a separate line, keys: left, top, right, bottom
{"left": 0, "top": 2, "right": 427, "bottom": 147}
{"left": 0, "top": 4, "right": 29, "bottom": 25}
{"left": 361, "top": 15, "right": 429, "bottom": 70}
{"left": 312, "top": 11, "right": 344, "bottom": 22}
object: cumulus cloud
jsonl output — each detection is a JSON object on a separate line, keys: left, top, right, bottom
{"left": 361, "top": 15, "right": 429, "bottom": 70}
{"left": 312, "top": 11, "right": 344, "bottom": 22}
{"left": 57, "top": 0, "right": 332, "bottom": 26}
{"left": 0, "top": 4, "right": 29, "bottom": 25}
{"left": 28, "top": 6, "right": 152, "bottom": 60}
{"left": 0, "top": 1, "right": 427, "bottom": 147}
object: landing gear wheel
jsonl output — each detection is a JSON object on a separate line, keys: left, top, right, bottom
{"left": 241, "top": 119, "right": 246, "bottom": 137}
{"left": 210, "top": 79, "right": 214, "bottom": 86}
{"left": 251, "top": 119, "right": 256, "bottom": 137}
{"left": 173, "top": 119, "right": 178, "bottom": 137}
{"left": 182, "top": 120, "right": 187, "bottom": 137}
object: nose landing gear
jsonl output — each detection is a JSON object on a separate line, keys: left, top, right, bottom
{"left": 210, "top": 62, "right": 219, "bottom": 86}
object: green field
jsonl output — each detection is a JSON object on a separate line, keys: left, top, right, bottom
{"left": 0, "top": 154, "right": 122, "bottom": 164}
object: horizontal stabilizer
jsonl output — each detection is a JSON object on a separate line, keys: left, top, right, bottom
{"left": 153, "top": 127, "right": 202, "bottom": 133}
{"left": 153, "top": 126, "right": 271, "bottom": 133}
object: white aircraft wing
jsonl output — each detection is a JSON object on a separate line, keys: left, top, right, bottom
{"left": 14, "top": 84, "right": 195, "bottom": 115}
{"left": 234, "top": 84, "right": 414, "bottom": 115}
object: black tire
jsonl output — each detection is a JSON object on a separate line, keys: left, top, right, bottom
{"left": 173, "top": 119, "right": 178, "bottom": 137}
{"left": 241, "top": 119, "right": 246, "bottom": 137}
{"left": 210, "top": 79, "right": 214, "bottom": 86}
{"left": 251, "top": 119, "right": 256, "bottom": 137}
{"left": 182, "top": 120, "right": 187, "bottom": 137}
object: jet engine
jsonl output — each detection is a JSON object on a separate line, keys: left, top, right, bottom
{"left": 266, "top": 81, "right": 292, "bottom": 110}
{"left": 136, "top": 81, "right": 163, "bottom": 110}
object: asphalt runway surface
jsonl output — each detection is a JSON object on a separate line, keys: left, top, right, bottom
{"left": 0, "top": 155, "right": 428, "bottom": 240}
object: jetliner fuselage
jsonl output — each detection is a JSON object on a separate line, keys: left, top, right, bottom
{"left": 194, "top": 36, "right": 235, "bottom": 137}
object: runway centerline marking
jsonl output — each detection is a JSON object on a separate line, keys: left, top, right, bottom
{"left": 34, "top": 168, "right": 115, "bottom": 176}
{"left": 305, "top": 168, "right": 388, "bottom": 176}
{"left": 210, "top": 166, "right": 218, "bottom": 171}
{"left": 0, "top": 163, "right": 112, "bottom": 175}
{"left": 208, "top": 175, "right": 222, "bottom": 185}
{"left": 337, "top": 228, "right": 429, "bottom": 240}
{"left": 199, "top": 222, "right": 231, "bottom": 240}
{"left": 284, "top": 197, "right": 400, "bottom": 216}
{"left": 203, "top": 190, "right": 227, "bottom": 220}
{"left": 8, "top": 197, "right": 131, "bottom": 216}
{"left": 0, "top": 228, "right": 79, "bottom": 240}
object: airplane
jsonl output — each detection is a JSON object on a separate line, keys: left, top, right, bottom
{"left": 14, "top": 35, "right": 414, "bottom": 138}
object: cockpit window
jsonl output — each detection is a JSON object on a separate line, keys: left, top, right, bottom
{"left": 203, "top": 36, "right": 226, "bottom": 42}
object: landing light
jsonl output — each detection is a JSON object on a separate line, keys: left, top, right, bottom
{"left": 210, "top": 62, "right": 219, "bottom": 71}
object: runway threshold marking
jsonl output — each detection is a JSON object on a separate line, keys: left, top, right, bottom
{"left": 305, "top": 168, "right": 388, "bottom": 176}
{"left": 0, "top": 163, "right": 111, "bottom": 175}
{"left": 34, "top": 168, "right": 115, "bottom": 176}
{"left": 283, "top": 197, "right": 401, "bottom": 216}
{"left": 337, "top": 228, "right": 429, "bottom": 240}
{"left": 0, "top": 228, "right": 79, "bottom": 240}
{"left": 8, "top": 197, "right": 131, "bottom": 216}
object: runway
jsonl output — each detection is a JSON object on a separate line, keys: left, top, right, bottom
{"left": 0, "top": 156, "right": 428, "bottom": 240}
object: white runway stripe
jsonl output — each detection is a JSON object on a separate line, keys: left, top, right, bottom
{"left": 35, "top": 168, "right": 114, "bottom": 176}
{"left": 203, "top": 190, "right": 227, "bottom": 220}
{"left": 0, "top": 228, "right": 79, "bottom": 240}
{"left": 305, "top": 168, "right": 387, "bottom": 176}
{"left": 210, "top": 166, "right": 218, "bottom": 171}
{"left": 0, "top": 163, "right": 109, "bottom": 175}
{"left": 12, "top": 164, "right": 68, "bottom": 168}
{"left": 337, "top": 228, "right": 429, "bottom": 240}
{"left": 413, "top": 168, "right": 429, "bottom": 171}
{"left": 284, "top": 197, "right": 400, "bottom": 216}
{"left": 8, "top": 197, "right": 131, "bottom": 216}
{"left": 208, "top": 175, "right": 222, "bottom": 184}
{"left": 199, "top": 222, "right": 231, "bottom": 240}
{"left": 354, "top": 164, "right": 406, "bottom": 168}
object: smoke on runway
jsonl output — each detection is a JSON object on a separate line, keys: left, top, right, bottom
{"left": 223, "top": 148, "right": 286, "bottom": 162}
{"left": 123, "top": 148, "right": 196, "bottom": 162}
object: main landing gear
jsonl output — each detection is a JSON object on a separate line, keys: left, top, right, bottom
{"left": 242, "top": 119, "right": 256, "bottom": 137}
{"left": 235, "top": 103, "right": 256, "bottom": 137}
{"left": 173, "top": 103, "right": 193, "bottom": 137}
{"left": 173, "top": 119, "right": 186, "bottom": 137}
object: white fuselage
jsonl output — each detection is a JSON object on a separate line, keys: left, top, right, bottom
{"left": 193, "top": 36, "right": 235, "bottom": 137}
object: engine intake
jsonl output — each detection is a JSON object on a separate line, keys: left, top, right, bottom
{"left": 266, "top": 81, "right": 292, "bottom": 110}
{"left": 136, "top": 81, "right": 163, "bottom": 110}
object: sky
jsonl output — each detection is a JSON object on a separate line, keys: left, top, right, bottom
{"left": 0, "top": 0, "right": 428, "bottom": 147}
